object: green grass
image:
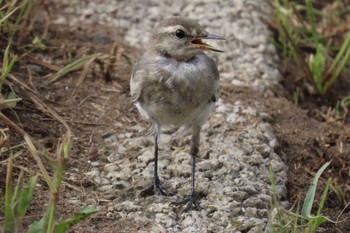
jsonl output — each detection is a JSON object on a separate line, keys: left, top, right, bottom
{"left": 0, "top": 1, "right": 98, "bottom": 232}
{"left": 0, "top": 113, "right": 97, "bottom": 233}
{"left": 0, "top": 0, "right": 28, "bottom": 108}
{"left": 268, "top": 162, "right": 333, "bottom": 232}
{"left": 0, "top": 44, "right": 21, "bottom": 108}
{"left": 47, "top": 54, "right": 100, "bottom": 84}
{"left": 270, "top": 0, "right": 350, "bottom": 96}
{"left": 4, "top": 154, "right": 38, "bottom": 233}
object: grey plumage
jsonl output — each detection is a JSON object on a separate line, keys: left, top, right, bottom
{"left": 130, "top": 16, "right": 223, "bottom": 211}
{"left": 131, "top": 50, "right": 219, "bottom": 131}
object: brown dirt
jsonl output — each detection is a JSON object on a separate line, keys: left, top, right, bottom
{"left": 1, "top": 12, "right": 350, "bottom": 233}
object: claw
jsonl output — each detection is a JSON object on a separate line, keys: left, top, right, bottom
{"left": 172, "top": 193, "right": 201, "bottom": 212}
{"left": 140, "top": 176, "right": 173, "bottom": 197}
{"left": 154, "top": 176, "right": 172, "bottom": 196}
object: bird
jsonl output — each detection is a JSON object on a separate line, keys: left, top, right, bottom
{"left": 130, "top": 16, "right": 224, "bottom": 212}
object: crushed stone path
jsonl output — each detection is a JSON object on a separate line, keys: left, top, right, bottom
{"left": 54, "top": 0, "right": 288, "bottom": 232}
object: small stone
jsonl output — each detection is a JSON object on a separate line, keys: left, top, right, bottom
{"left": 115, "top": 200, "right": 141, "bottom": 212}
{"left": 258, "top": 194, "right": 272, "bottom": 203}
{"left": 244, "top": 207, "right": 258, "bottom": 218}
{"left": 84, "top": 169, "right": 99, "bottom": 177}
{"left": 241, "top": 185, "right": 258, "bottom": 195}
{"left": 103, "top": 133, "right": 117, "bottom": 143}
{"left": 90, "top": 161, "right": 100, "bottom": 167}
{"left": 68, "top": 197, "right": 79, "bottom": 204}
{"left": 138, "top": 150, "right": 154, "bottom": 164}
{"left": 270, "top": 160, "right": 285, "bottom": 173}
{"left": 106, "top": 212, "right": 114, "bottom": 219}
{"left": 244, "top": 197, "right": 267, "bottom": 209}
{"left": 107, "top": 205, "right": 114, "bottom": 212}
{"left": 154, "top": 213, "right": 174, "bottom": 228}
{"left": 228, "top": 191, "right": 249, "bottom": 202}
{"left": 98, "top": 185, "right": 114, "bottom": 192}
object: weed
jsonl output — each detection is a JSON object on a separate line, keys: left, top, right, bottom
{"left": 0, "top": 111, "right": 97, "bottom": 233}
{"left": 0, "top": 0, "right": 29, "bottom": 108}
{"left": 293, "top": 88, "right": 300, "bottom": 106}
{"left": 331, "top": 179, "right": 347, "bottom": 208}
{"left": 47, "top": 54, "right": 100, "bottom": 84}
{"left": 270, "top": 0, "right": 350, "bottom": 96}
{"left": 268, "top": 161, "right": 333, "bottom": 232}
{"left": 4, "top": 155, "right": 38, "bottom": 233}
{"left": 0, "top": 1, "right": 98, "bottom": 232}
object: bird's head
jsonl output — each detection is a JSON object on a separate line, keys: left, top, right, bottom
{"left": 150, "top": 17, "right": 225, "bottom": 61}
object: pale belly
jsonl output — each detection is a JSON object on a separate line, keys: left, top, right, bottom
{"left": 135, "top": 98, "right": 214, "bottom": 127}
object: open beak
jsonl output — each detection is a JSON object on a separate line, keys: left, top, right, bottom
{"left": 190, "top": 34, "right": 225, "bottom": 53}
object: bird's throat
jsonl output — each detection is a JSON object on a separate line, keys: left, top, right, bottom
{"left": 163, "top": 51, "right": 195, "bottom": 63}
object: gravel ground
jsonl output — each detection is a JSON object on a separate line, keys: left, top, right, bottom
{"left": 53, "top": 0, "right": 287, "bottom": 232}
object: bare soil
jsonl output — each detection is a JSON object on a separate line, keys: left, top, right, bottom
{"left": 1, "top": 15, "right": 350, "bottom": 233}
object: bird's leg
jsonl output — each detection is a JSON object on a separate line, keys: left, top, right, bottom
{"left": 184, "top": 149, "right": 200, "bottom": 211}
{"left": 153, "top": 135, "right": 170, "bottom": 195}
{"left": 174, "top": 125, "right": 201, "bottom": 212}
{"left": 140, "top": 135, "right": 171, "bottom": 197}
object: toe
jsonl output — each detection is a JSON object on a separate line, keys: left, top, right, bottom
{"left": 183, "top": 197, "right": 201, "bottom": 212}
{"left": 140, "top": 185, "right": 155, "bottom": 197}
{"left": 171, "top": 194, "right": 201, "bottom": 212}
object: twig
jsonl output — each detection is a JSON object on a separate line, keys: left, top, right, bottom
{"left": 26, "top": 54, "right": 62, "bottom": 72}
{"left": 14, "top": 164, "right": 83, "bottom": 193}
{"left": 7, "top": 74, "right": 71, "bottom": 136}
{"left": 77, "top": 94, "right": 93, "bottom": 108}
{"left": 68, "top": 120, "right": 111, "bottom": 126}
{"left": 26, "top": 66, "right": 39, "bottom": 94}
{"left": 42, "top": 1, "right": 50, "bottom": 39}
{"left": 0, "top": 112, "right": 55, "bottom": 192}
{"left": 69, "top": 56, "right": 98, "bottom": 101}
{"left": 40, "top": 118, "right": 111, "bottom": 126}
{"left": 336, "top": 201, "right": 350, "bottom": 227}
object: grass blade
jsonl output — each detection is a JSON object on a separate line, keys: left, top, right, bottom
{"left": 317, "top": 178, "right": 331, "bottom": 217}
{"left": 47, "top": 54, "right": 99, "bottom": 84}
{"left": 12, "top": 170, "right": 24, "bottom": 211}
{"left": 293, "top": 198, "right": 300, "bottom": 233}
{"left": 328, "top": 31, "right": 350, "bottom": 74}
{"left": 309, "top": 43, "right": 326, "bottom": 95}
{"left": 268, "top": 165, "right": 286, "bottom": 231}
{"left": 0, "top": 4, "right": 20, "bottom": 24}
{"left": 308, "top": 215, "right": 329, "bottom": 233}
{"left": 0, "top": 44, "right": 18, "bottom": 92}
{"left": 4, "top": 155, "right": 14, "bottom": 233}
{"left": 308, "top": 177, "right": 331, "bottom": 232}
{"left": 324, "top": 32, "right": 350, "bottom": 93}
{"left": 301, "top": 161, "right": 331, "bottom": 219}
{"left": 27, "top": 217, "right": 45, "bottom": 233}
{"left": 9, "top": 0, "right": 29, "bottom": 40}
{"left": 54, "top": 206, "right": 98, "bottom": 233}
{"left": 15, "top": 174, "right": 39, "bottom": 220}
{"left": 305, "top": 0, "right": 319, "bottom": 43}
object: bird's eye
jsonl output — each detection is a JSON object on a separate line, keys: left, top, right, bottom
{"left": 175, "top": 29, "right": 186, "bottom": 39}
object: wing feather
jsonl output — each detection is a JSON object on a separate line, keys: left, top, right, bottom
{"left": 130, "top": 62, "right": 146, "bottom": 103}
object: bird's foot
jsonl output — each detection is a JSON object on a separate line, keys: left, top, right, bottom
{"left": 153, "top": 178, "right": 172, "bottom": 196}
{"left": 140, "top": 177, "right": 173, "bottom": 197}
{"left": 172, "top": 193, "right": 201, "bottom": 212}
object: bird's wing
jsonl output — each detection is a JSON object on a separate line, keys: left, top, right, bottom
{"left": 130, "top": 61, "right": 147, "bottom": 103}
{"left": 208, "top": 57, "right": 220, "bottom": 103}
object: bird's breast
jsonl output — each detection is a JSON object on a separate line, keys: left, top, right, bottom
{"left": 137, "top": 54, "right": 218, "bottom": 126}
{"left": 154, "top": 55, "right": 216, "bottom": 101}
